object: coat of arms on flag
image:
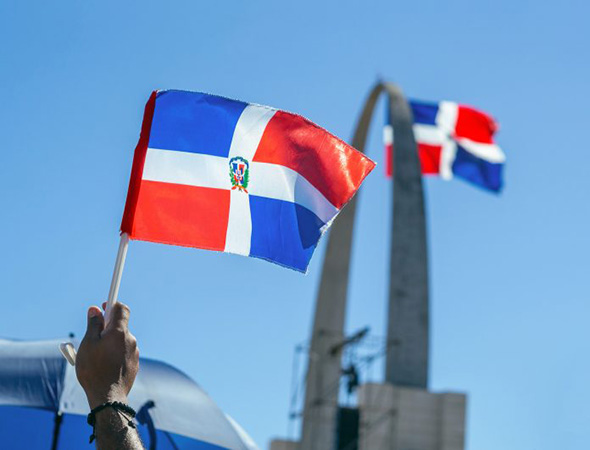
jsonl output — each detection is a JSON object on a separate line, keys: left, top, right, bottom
{"left": 121, "top": 90, "right": 375, "bottom": 273}
{"left": 229, "top": 157, "right": 250, "bottom": 193}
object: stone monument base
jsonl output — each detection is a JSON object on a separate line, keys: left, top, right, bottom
{"left": 269, "top": 439, "right": 298, "bottom": 450}
{"left": 358, "top": 383, "right": 466, "bottom": 450}
{"left": 270, "top": 383, "right": 466, "bottom": 450}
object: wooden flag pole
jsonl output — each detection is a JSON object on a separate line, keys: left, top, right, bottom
{"left": 104, "top": 232, "right": 130, "bottom": 324}
{"left": 60, "top": 233, "right": 130, "bottom": 365}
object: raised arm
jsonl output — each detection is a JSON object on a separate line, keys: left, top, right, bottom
{"left": 76, "top": 302, "right": 144, "bottom": 449}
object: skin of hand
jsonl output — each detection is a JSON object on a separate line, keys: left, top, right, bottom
{"left": 76, "top": 302, "right": 140, "bottom": 410}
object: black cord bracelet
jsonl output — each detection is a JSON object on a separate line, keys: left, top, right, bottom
{"left": 87, "top": 401, "right": 137, "bottom": 443}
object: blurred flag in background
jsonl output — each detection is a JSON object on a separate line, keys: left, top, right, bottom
{"left": 385, "top": 99, "right": 505, "bottom": 192}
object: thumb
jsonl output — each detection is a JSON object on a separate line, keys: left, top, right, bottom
{"left": 84, "top": 306, "right": 105, "bottom": 341}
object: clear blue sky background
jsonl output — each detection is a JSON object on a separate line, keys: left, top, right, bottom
{"left": 1, "top": 1, "right": 588, "bottom": 448}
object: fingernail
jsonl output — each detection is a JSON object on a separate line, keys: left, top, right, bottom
{"left": 88, "top": 308, "right": 100, "bottom": 318}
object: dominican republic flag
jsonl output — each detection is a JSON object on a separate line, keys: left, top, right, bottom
{"left": 384, "top": 99, "right": 505, "bottom": 192}
{"left": 121, "top": 90, "right": 375, "bottom": 272}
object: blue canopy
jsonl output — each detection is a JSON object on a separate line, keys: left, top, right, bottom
{"left": 0, "top": 339, "right": 258, "bottom": 450}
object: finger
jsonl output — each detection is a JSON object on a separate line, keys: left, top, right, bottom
{"left": 105, "top": 302, "right": 130, "bottom": 331}
{"left": 84, "top": 306, "right": 105, "bottom": 341}
{"left": 102, "top": 302, "right": 107, "bottom": 311}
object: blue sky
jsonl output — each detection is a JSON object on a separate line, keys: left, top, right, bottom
{"left": 1, "top": 0, "right": 589, "bottom": 448}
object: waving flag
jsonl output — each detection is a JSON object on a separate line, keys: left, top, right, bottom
{"left": 122, "top": 90, "right": 375, "bottom": 272}
{"left": 385, "top": 99, "right": 505, "bottom": 192}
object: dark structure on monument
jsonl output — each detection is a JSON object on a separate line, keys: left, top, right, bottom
{"left": 271, "top": 82, "right": 466, "bottom": 450}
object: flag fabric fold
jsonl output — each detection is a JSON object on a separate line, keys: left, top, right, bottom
{"left": 122, "top": 90, "right": 375, "bottom": 272}
{"left": 385, "top": 99, "right": 505, "bottom": 192}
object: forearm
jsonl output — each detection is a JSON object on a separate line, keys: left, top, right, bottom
{"left": 94, "top": 408, "right": 144, "bottom": 450}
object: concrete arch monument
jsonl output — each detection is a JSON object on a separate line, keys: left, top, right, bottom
{"left": 299, "top": 81, "right": 429, "bottom": 449}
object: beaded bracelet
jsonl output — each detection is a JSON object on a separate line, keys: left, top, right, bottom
{"left": 87, "top": 401, "right": 137, "bottom": 443}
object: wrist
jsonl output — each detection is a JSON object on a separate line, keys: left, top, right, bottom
{"left": 87, "top": 400, "right": 138, "bottom": 445}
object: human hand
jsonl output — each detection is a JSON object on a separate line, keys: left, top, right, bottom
{"left": 76, "top": 302, "right": 140, "bottom": 409}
